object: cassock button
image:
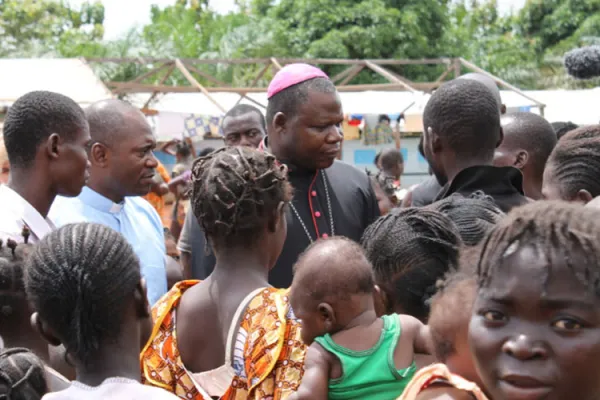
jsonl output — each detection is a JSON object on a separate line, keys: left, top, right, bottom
{"left": 322, "top": 234, "right": 329, "bottom": 239}
{"left": 315, "top": 211, "right": 321, "bottom": 218}
{"left": 311, "top": 191, "right": 317, "bottom": 197}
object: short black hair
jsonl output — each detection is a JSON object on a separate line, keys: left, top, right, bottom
{"left": 378, "top": 114, "right": 391, "bottom": 124}
{"left": 3, "top": 91, "right": 87, "bottom": 168}
{"left": 545, "top": 125, "right": 600, "bottom": 199}
{"left": 423, "top": 79, "right": 501, "bottom": 160}
{"left": 0, "top": 347, "right": 47, "bottom": 400}
{"left": 380, "top": 148, "right": 404, "bottom": 171}
{"left": 190, "top": 146, "right": 292, "bottom": 249}
{"left": 85, "top": 99, "right": 144, "bottom": 146}
{"left": 501, "top": 112, "right": 557, "bottom": 175}
{"left": 361, "top": 208, "right": 462, "bottom": 321}
{"left": 0, "top": 228, "right": 33, "bottom": 327}
{"left": 477, "top": 201, "right": 600, "bottom": 296}
{"left": 292, "top": 237, "right": 374, "bottom": 305}
{"left": 551, "top": 121, "right": 579, "bottom": 141}
{"left": 25, "top": 223, "right": 141, "bottom": 368}
{"left": 223, "top": 104, "right": 267, "bottom": 132}
{"left": 427, "top": 192, "right": 504, "bottom": 246}
{"left": 266, "top": 77, "right": 336, "bottom": 126}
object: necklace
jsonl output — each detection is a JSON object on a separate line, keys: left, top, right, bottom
{"left": 289, "top": 170, "right": 335, "bottom": 243}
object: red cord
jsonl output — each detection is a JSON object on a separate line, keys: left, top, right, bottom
{"left": 307, "top": 171, "right": 320, "bottom": 238}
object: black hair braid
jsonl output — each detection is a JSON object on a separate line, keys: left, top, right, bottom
{"left": 546, "top": 125, "right": 600, "bottom": 199}
{"left": 427, "top": 191, "right": 504, "bottom": 246}
{"left": 25, "top": 223, "right": 141, "bottom": 367}
{"left": 0, "top": 347, "right": 47, "bottom": 400}
{"left": 190, "top": 146, "right": 292, "bottom": 248}
{"left": 0, "top": 228, "right": 33, "bottom": 320}
{"left": 476, "top": 201, "right": 600, "bottom": 294}
{"left": 361, "top": 208, "right": 462, "bottom": 321}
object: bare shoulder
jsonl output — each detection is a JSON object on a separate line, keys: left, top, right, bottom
{"left": 305, "top": 341, "right": 335, "bottom": 366}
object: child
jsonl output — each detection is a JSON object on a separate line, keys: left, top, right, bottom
{"left": 290, "top": 237, "right": 430, "bottom": 400}
{"left": 0, "top": 347, "right": 48, "bottom": 400}
{"left": 368, "top": 171, "right": 396, "bottom": 215}
{"left": 25, "top": 223, "right": 179, "bottom": 399}
{"left": 469, "top": 201, "right": 600, "bottom": 400}
{"left": 361, "top": 208, "right": 462, "bottom": 322}
{"left": 427, "top": 192, "right": 504, "bottom": 246}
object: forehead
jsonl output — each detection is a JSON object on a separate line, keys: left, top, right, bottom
{"left": 297, "top": 90, "right": 342, "bottom": 121}
{"left": 222, "top": 112, "right": 263, "bottom": 133}
{"left": 120, "top": 113, "right": 154, "bottom": 143}
{"left": 483, "top": 244, "right": 594, "bottom": 302}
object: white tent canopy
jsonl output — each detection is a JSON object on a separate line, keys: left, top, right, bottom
{"left": 0, "top": 58, "right": 113, "bottom": 107}
{"left": 132, "top": 87, "right": 600, "bottom": 126}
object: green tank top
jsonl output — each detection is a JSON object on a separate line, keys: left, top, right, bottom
{"left": 314, "top": 314, "right": 416, "bottom": 400}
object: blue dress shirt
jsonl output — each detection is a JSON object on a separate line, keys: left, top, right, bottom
{"left": 49, "top": 187, "right": 168, "bottom": 305}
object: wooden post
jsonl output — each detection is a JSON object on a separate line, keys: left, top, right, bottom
{"left": 143, "top": 64, "right": 176, "bottom": 109}
{"left": 174, "top": 59, "right": 226, "bottom": 113}
{"left": 339, "top": 65, "right": 365, "bottom": 85}
{"left": 233, "top": 63, "right": 272, "bottom": 108}
{"left": 331, "top": 65, "right": 358, "bottom": 83}
{"left": 459, "top": 58, "right": 545, "bottom": 110}
{"left": 453, "top": 58, "right": 461, "bottom": 78}
{"left": 270, "top": 57, "right": 282, "bottom": 71}
{"left": 364, "top": 61, "right": 418, "bottom": 93}
{"left": 131, "top": 62, "right": 171, "bottom": 83}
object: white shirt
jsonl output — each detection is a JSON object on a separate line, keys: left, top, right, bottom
{"left": 42, "top": 378, "right": 180, "bottom": 400}
{"left": 0, "top": 185, "right": 55, "bottom": 243}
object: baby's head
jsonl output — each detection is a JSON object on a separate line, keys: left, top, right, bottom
{"left": 470, "top": 201, "right": 600, "bottom": 400}
{"left": 290, "top": 237, "right": 375, "bottom": 345}
{"left": 0, "top": 347, "right": 47, "bottom": 400}
{"left": 361, "top": 208, "right": 461, "bottom": 321}
{"left": 428, "top": 269, "right": 479, "bottom": 386}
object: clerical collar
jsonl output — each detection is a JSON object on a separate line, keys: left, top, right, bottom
{"left": 79, "top": 186, "right": 124, "bottom": 214}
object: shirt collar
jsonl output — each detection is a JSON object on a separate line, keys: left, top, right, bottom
{"left": 79, "top": 186, "right": 124, "bottom": 214}
{"left": 0, "top": 185, "right": 55, "bottom": 240}
{"left": 440, "top": 165, "right": 525, "bottom": 198}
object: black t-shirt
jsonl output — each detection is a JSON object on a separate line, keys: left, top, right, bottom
{"left": 411, "top": 176, "right": 444, "bottom": 207}
{"left": 269, "top": 160, "right": 380, "bottom": 288}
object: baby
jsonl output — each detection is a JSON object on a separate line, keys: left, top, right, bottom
{"left": 290, "top": 237, "right": 430, "bottom": 400}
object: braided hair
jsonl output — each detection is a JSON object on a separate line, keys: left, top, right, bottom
{"left": 427, "top": 192, "right": 504, "bottom": 246}
{"left": 190, "top": 146, "right": 292, "bottom": 249}
{"left": 0, "top": 347, "right": 47, "bottom": 400}
{"left": 25, "top": 223, "right": 141, "bottom": 368}
{"left": 0, "top": 228, "right": 33, "bottom": 325}
{"left": 361, "top": 208, "right": 462, "bottom": 321}
{"left": 476, "top": 201, "right": 600, "bottom": 293}
{"left": 544, "top": 125, "right": 600, "bottom": 200}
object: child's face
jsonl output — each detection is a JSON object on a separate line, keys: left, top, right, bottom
{"left": 469, "top": 245, "right": 600, "bottom": 400}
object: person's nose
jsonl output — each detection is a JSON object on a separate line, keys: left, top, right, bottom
{"left": 325, "top": 125, "right": 343, "bottom": 144}
{"left": 502, "top": 333, "right": 548, "bottom": 361}
{"left": 147, "top": 152, "right": 159, "bottom": 168}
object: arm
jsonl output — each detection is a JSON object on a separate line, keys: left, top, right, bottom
{"left": 159, "top": 139, "right": 178, "bottom": 155}
{"left": 290, "top": 343, "right": 331, "bottom": 400}
{"left": 184, "top": 137, "right": 197, "bottom": 159}
{"left": 177, "top": 210, "right": 194, "bottom": 279}
{"left": 399, "top": 314, "right": 433, "bottom": 355}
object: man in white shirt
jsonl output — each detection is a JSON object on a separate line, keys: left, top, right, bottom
{"left": 0, "top": 91, "right": 91, "bottom": 242}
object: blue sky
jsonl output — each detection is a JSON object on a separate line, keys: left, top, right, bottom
{"left": 68, "top": 0, "right": 528, "bottom": 40}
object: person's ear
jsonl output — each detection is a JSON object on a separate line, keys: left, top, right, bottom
{"left": 273, "top": 112, "right": 287, "bottom": 136}
{"left": 268, "top": 201, "right": 286, "bottom": 233}
{"left": 134, "top": 279, "right": 151, "bottom": 319}
{"left": 31, "top": 312, "right": 62, "bottom": 347}
{"left": 90, "top": 142, "right": 109, "bottom": 167}
{"left": 46, "top": 133, "right": 61, "bottom": 160}
{"left": 501, "top": 104, "right": 507, "bottom": 115}
{"left": 496, "top": 127, "right": 504, "bottom": 148}
{"left": 317, "top": 302, "right": 336, "bottom": 330}
{"left": 576, "top": 189, "right": 593, "bottom": 204}
{"left": 514, "top": 150, "right": 529, "bottom": 169}
{"left": 373, "top": 285, "right": 388, "bottom": 317}
{"left": 431, "top": 130, "right": 443, "bottom": 155}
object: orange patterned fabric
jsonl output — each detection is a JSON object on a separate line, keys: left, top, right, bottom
{"left": 141, "top": 281, "right": 306, "bottom": 400}
{"left": 143, "top": 162, "right": 171, "bottom": 225}
{"left": 397, "top": 363, "right": 488, "bottom": 400}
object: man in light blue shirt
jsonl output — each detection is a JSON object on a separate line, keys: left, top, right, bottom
{"left": 50, "top": 100, "right": 167, "bottom": 304}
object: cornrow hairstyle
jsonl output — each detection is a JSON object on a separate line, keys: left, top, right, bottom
{"left": 361, "top": 208, "right": 462, "bottom": 321}
{"left": 427, "top": 191, "right": 505, "bottom": 246}
{"left": 0, "top": 347, "right": 47, "bottom": 400}
{"left": 190, "top": 146, "right": 292, "bottom": 249}
{"left": 544, "top": 125, "right": 600, "bottom": 200}
{"left": 423, "top": 79, "right": 501, "bottom": 160}
{"left": 266, "top": 77, "right": 336, "bottom": 126}
{"left": 476, "top": 201, "right": 600, "bottom": 293}
{"left": 0, "top": 228, "right": 33, "bottom": 325}
{"left": 428, "top": 271, "right": 477, "bottom": 362}
{"left": 223, "top": 104, "right": 267, "bottom": 132}
{"left": 25, "top": 223, "right": 141, "bottom": 368}
{"left": 551, "top": 121, "right": 578, "bottom": 141}
{"left": 292, "top": 237, "right": 374, "bottom": 305}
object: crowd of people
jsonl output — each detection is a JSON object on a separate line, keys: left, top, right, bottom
{"left": 1, "top": 61, "right": 600, "bottom": 400}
